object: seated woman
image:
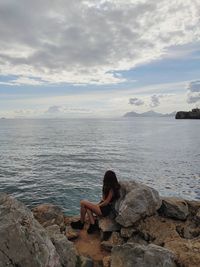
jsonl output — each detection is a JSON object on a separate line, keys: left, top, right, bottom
{"left": 71, "top": 170, "right": 120, "bottom": 234}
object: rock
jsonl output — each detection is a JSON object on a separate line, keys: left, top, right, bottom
{"left": 120, "top": 227, "right": 137, "bottom": 238}
{"left": 32, "top": 203, "right": 65, "bottom": 229}
{"left": 165, "top": 237, "right": 200, "bottom": 267}
{"left": 176, "top": 108, "right": 200, "bottom": 119}
{"left": 186, "top": 200, "right": 200, "bottom": 216}
{"left": 159, "top": 197, "right": 189, "bottom": 220}
{"left": 111, "top": 243, "right": 177, "bottom": 267}
{"left": 98, "top": 217, "right": 121, "bottom": 233}
{"left": 101, "top": 232, "right": 124, "bottom": 252}
{"left": 0, "top": 193, "right": 62, "bottom": 267}
{"left": 128, "top": 233, "right": 148, "bottom": 246}
{"left": 46, "top": 224, "right": 61, "bottom": 236}
{"left": 66, "top": 226, "right": 79, "bottom": 240}
{"left": 196, "top": 209, "right": 200, "bottom": 223}
{"left": 176, "top": 223, "right": 200, "bottom": 239}
{"left": 77, "top": 255, "right": 94, "bottom": 267}
{"left": 115, "top": 181, "right": 161, "bottom": 227}
{"left": 46, "top": 223, "right": 77, "bottom": 267}
{"left": 103, "top": 256, "right": 111, "bottom": 267}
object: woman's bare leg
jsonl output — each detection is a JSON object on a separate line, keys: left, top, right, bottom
{"left": 86, "top": 209, "right": 95, "bottom": 224}
{"left": 80, "top": 201, "right": 87, "bottom": 223}
{"left": 80, "top": 200, "right": 102, "bottom": 218}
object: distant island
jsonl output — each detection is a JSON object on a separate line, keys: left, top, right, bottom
{"left": 175, "top": 108, "right": 200, "bottom": 119}
{"left": 123, "top": 110, "right": 176, "bottom": 118}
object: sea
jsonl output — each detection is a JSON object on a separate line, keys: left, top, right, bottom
{"left": 0, "top": 117, "right": 199, "bottom": 215}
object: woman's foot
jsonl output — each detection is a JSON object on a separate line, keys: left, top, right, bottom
{"left": 71, "top": 220, "right": 84, "bottom": 229}
{"left": 87, "top": 223, "right": 98, "bottom": 234}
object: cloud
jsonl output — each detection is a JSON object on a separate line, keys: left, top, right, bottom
{"left": 187, "top": 80, "right": 200, "bottom": 104}
{"left": 129, "top": 97, "right": 144, "bottom": 106}
{"left": 150, "top": 95, "right": 161, "bottom": 107}
{"left": 0, "top": 0, "right": 199, "bottom": 85}
{"left": 187, "top": 94, "right": 200, "bottom": 103}
{"left": 46, "top": 105, "right": 62, "bottom": 113}
{"left": 187, "top": 80, "right": 200, "bottom": 93}
{"left": 46, "top": 105, "right": 92, "bottom": 114}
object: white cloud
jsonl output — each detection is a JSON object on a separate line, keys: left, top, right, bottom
{"left": 150, "top": 95, "right": 161, "bottom": 107}
{"left": 0, "top": 0, "right": 199, "bottom": 85}
{"left": 187, "top": 80, "right": 200, "bottom": 104}
{"left": 129, "top": 97, "right": 144, "bottom": 106}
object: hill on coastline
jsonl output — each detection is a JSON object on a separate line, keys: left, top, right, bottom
{"left": 123, "top": 110, "right": 176, "bottom": 118}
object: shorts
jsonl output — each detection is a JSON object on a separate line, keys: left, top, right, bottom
{"left": 100, "top": 204, "right": 112, "bottom": 217}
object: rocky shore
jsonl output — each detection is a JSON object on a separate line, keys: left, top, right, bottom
{"left": 0, "top": 181, "right": 200, "bottom": 267}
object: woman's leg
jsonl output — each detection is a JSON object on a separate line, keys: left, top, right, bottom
{"left": 80, "top": 200, "right": 102, "bottom": 219}
{"left": 80, "top": 200, "right": 87, "bottom": 223}
{"left": 86, "top": 209, "right": 95, "bottom": 225}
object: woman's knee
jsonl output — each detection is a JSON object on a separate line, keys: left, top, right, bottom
{"left": 80, "top": 199, "right": 88, "bottom": 206}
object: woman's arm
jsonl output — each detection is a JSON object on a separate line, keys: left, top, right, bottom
{"left": 98, "top": 189, "right": 113, "bottom": 207}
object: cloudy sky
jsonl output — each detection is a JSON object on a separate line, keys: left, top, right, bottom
{"left": 0, "top": 0, "right": 200, "bottom": 118}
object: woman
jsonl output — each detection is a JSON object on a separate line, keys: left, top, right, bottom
{"left": 71, "top": 170, "right": 120, "bottom": 234}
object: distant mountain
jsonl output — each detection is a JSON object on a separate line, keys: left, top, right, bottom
{"left": 124, "top": 110, "right": 176, "bottom": 117}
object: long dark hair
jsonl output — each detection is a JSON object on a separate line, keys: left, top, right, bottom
{"left": 102, "top": 170, "right": 120, "bottom": 201}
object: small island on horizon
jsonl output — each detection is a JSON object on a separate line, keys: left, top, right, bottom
{"left": 124, "top": 109, "right": 200, "bottom": 119}
{"left": 175, "top": 108, "right": 200, "bottom": 119}
{"left": 123, "top": 110, "right": 176, "bottom": 118}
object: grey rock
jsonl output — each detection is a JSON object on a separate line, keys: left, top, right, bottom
{"left": 32, "top": 203, "right": 65, "bottom": 229}
{"left": 128, "top": 234, "right": 148, "bottom": 246}
{"left": 0, "top": 192, "right": 62, "bottom": 267}
{"left": 120, "top": 227, "right": 137, "bottom": 238}
{"left": 78, "top": 256, "right": 94, "bottom": 267}
{"left": 196, "top": 209, "right": 200, "bottom": 224}
{"left": 101, "top": 232, "right": 124, "bottom": 252}
{"left": 98, "top": 217, "right": 121, "bottom": 233}
{"left": 46, "top": 224, "right": 77, "bottom": 267}
{"left": 160, "top": 197, "right": 189, "bottom": 220}
{"left": 46, "top": 224, "right": 61, "bottom": 236}
{"left": 115, "top": 181, "right": 161, "bottom": 227}
{"left": 111, "top": 243, "right": 177, "bottom": 267}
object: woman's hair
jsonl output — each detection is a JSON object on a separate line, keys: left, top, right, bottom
{"left": 102, "top": 170, "right": 120, "bottom": 201}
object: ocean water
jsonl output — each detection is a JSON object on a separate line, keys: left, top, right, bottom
{"left": 0, "top": 118, "right": 199, "bottom": 215}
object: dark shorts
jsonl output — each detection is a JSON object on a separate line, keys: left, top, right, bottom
{"left": 100, "top": 204, "right": 112, "bottom": 217}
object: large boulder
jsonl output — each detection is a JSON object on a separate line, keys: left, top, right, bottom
{"left": 0, "top": 193, "right": 62, "bottom": 267}
{"left": 46, "top": 225, "right": 77, "bottom": 267}
{"left": 32, "top": 204, "right": 65, "bottom": 229}
{"left": 159, "top": 197, "right": 189, "bottom": 220}
{"left": 115, "top": 181, "right": 161, "bottom": 227}
{"left": 111, "top": 243, "right": 177, "bottom": 267}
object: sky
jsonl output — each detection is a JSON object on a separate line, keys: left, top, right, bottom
{"left": 0, "top": 0, "right": 200, "bottom": 118}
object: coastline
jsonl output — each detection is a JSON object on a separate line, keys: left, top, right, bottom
{"left": 0, "top": 181, "right": 200, "bottom": 267}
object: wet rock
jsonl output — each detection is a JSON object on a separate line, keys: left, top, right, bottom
{"left": 0, "top": 193, "right": 62, "bottom": 267}
{"left": 159, "top": 197, "right": 189, "bottom": 220}
{"left": 32, "top": 203, "right": 65, "bottom": 228}
{"left": 115, "top": 181, "right": 161, "bottom": 227}
{"left": 111, "top": 243, "right": 177, "bottom": 267}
